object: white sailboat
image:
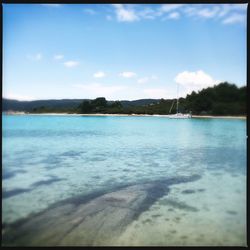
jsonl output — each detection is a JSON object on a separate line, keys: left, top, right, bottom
{"left": 168, "top": 83, "right": 192, "bottom": 119}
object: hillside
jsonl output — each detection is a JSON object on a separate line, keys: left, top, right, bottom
{"left": 2, "top": 82, "right": 246, "bottom": 116}
{"left": 75, "top": 82, "right": 246, "bottom": 115}
{"left": 2, "top": 99, "right": 86, "bottom": 112}
{"left": 2, "top": 98, "right": 160, "bottom": 113}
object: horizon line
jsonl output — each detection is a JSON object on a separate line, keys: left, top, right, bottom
{"left": 3, "top": 97, "right": 174, "bottom": 102}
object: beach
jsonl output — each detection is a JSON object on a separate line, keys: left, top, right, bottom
{"left": 4, "top": 112, "right": 246, "bottom": 119}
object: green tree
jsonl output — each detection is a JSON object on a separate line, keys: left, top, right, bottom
{"left": 92, "top": 97, "right": 107, "bottom": 108}
{"left": 79, "top": 101, "right": 92, "bottom": 113}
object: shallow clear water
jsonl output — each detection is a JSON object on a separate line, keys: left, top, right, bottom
{"left": 2, "top": 115, "right": 246, "bottom": 245}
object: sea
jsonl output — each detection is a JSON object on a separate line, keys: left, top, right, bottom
{"left": 2, "top": 114, "right": 247, "bottom": 246}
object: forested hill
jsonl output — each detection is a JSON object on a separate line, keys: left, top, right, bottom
{"left": 2, "top": 99, "right": 85, "bottom": 112}
{"left": 180, "top": 82, "right": 246, "bottom": 115}
{"left": 2, "top": 82, "right": 246, "bottom": 115}
{"left": 2, "top": 98, "right": 160, "bottom": 112}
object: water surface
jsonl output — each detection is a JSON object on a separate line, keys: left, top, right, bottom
{"left": 2, "top": 115, "right": 246, "bottom": 246}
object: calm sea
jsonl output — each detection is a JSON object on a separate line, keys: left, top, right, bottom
{"left": 2, "top": 115, "right": 246, "bottom": 246}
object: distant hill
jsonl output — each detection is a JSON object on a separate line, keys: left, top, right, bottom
{"left": 2, "top": 99, "right": 86, "bottom": 112}
{"left": 120, "top": 99, "right": 161, "bottom": 107}
{"left": 2, "top": 82, "right": 246, "bottom": 115}
{"left": 2, "top": 98, "right": 160, "bottom": 112}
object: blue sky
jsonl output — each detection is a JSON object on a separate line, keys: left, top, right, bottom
{"left": 3, "top": 3, "right": 247, "bottom": 100}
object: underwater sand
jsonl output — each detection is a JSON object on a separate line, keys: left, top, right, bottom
{"left": 2, "top": 115, "right": 246, "bottom": 246}
{"left": 113, "top": 171, "right": 246, "bottom": 246}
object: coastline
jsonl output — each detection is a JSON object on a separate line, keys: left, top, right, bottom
{"left": 191, "top": 115, "right": 246, "bottom": 119}
{"left": 3, "top": 112, "right": 246, "bottom": 119}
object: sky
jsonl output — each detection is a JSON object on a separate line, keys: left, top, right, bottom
{"left": 3, "top": 3, "right": 247, "bottom": 101}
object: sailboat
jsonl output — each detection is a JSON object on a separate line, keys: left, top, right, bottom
{"left": 168, "top": 83, "right": 192, "bottom": 119}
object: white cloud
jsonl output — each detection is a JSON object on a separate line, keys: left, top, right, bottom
{"left": 138, "top": 7, "right": 157, "bottom": 20}
{"left": 182, "top": 4, "right": 246, "bottom": 24}
{"left": 167, "top": 12, "right": 180, "bottom": 20}
{"left": 143, "top": 88, "right": 169, "bottom": 99}
{"left": 36, "top": 53, "right": 42, "bottom": 60}
{"left": 27, "top": 53, "right": 42, "bottom": 61}
{"left": 54, "top": 54, "right": 64, "bottom": 60}
{"left": 73, "top": 83, "right": 125, "bottom": 99}
{"left": 222, "top": 13, "right": 246, "bottom": 24}
{"left": 160, "top": 4, "right": 183, "bottom": 13}
{"left": 108, "top": 4, "right": 246, "bottom": 25}
{"left": 111, "top": 4, "right": 183, "bottom": 22}
{"left": 183, "top": 6, "right": 197, "bottom": 16}
{"left": 218, "top": 5, "right": 231, "bottom": 17}
{"left": 196, "top": 6, "right": 220, "bottom": 18}
{"left": 217, "top": 4, "right": 247, "bottom": 18}
{"left": 174, "top": 70, "right": 220, "bottom": 95}
{"left": 137, "top": 75, "right": 158, "bottom": 84}
{"left": 119, "top": 71, "right": 137, "bottom": 78}
{"left": 93, "top": 71, "right": 106, "bottom": 78}
{"left": 112, "top": 4, "right": 139, "bottom": 22}
{"left": 4, "top": 93, "right": 35, "bottom": 101}
{"left": 83, "top": 9, "right": 96, "bottom": 15}
{"left": 151, "top": 75, "right": 158, "bottom": 80}
{"left": 41, "top": 4, "right": 61, "bottom": 8}
{"left": 64, "top": 61, "right": 79, "bottom": 68}
{"left": 230, "top": 4, "right": 248, "bottom": 11}
{"left": 184, "top": 5, "right": 217, "bottom": 18}
{"left": 34, "top": 53, "right": 42, "bottom": 61}
{"left": 106, "top": 15, "right": 112, "bottom": 21}
{"left": 137, "top": 77, "right": 149, "bottom": 84}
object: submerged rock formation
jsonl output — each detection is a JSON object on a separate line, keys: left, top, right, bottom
{"left": 2, "top": 174, "right": 200, "bottom": 246}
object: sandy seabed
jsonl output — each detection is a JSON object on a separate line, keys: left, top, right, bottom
{"left": 113, "top": 171, "right": 246, "bottom": 246}
{"left": 2, "top": 172, "right": 246, "bottom": 246}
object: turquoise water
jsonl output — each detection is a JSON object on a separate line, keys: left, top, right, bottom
{"left": 2, "top": 115, "right": 246, "bottom": 245}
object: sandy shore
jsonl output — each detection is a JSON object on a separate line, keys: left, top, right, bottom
{"left": 191, "top": 115, "right": 246, "bottom": 119}
{"left": 4, "top": 112, "right": 246, "bottom": 119}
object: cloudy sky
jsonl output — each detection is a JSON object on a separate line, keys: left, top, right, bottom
{"left": 3, "top": 4, "right": 247, "bottom": 101}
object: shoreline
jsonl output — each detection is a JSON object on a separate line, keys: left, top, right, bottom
{"left": 191, "top": 115, "right": 246, "bottom": 119}
{"left": 3, "top": 112, "right": 246, "bottom": 119}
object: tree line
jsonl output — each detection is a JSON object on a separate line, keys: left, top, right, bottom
{"left": 25, "top": 82, "right": 246, "bottom": 115}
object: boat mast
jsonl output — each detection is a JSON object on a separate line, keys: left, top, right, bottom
{"left": 176, "top": 83, "right": 179, "bottom": 114}
{"left": 169, "top": 99, "right": 175, "bottom": 114}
